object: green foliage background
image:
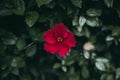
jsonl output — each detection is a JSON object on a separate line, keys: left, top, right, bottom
{"left": 0, "top": 0, "right": 120, "bottom": 80}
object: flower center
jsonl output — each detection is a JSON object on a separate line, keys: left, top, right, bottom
{"left": 57, "top": 36, "right": 63, "bottom": 43}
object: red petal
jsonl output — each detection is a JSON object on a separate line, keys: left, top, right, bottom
{"left": 44, "top": 30, "right": 56, "bottom": 44}
{"left": 64, "top": 32, "right": 76, "bottom": 47}
{"left": 44, "top": 43, "right": 58, "bottom": 54}
{"left": 57, "top": 44, "right": 70, "bottom": 57}
{"left": 52, "top": 23, "right": 69, "bottom": 38}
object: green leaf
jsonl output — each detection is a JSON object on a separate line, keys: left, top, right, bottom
{"left": 0, "top": 42, "right": 7, "bottom": 54}
{"left": 106, "top": 75, "right": 114, "bottom": 80}
{"left": 2, "top": 33, "right": 17, "bottom": 45}
{"left": 68, "top": 68, "right": 80, "bottom": 80}
{"left": 71, "top": 0, "right": 82, "bottom": 8}
{"left": 100, "top": 74, "right": 108, "bottom": 80}
{"left": 57, "top": 0, "right": 67, "bottom": 10}
{"left": 79, "top": 16, "right": 86, "bottom": 27}
{"left": 36, "top": 0, "right": 52, "bottom": 7}
{"left": 0, "top": 9, "right": 13, "bottom": 16}
{"left": 73, "top": 26, "right": 90, "bottom": 37}
{"left": 106, "top": 36, "right": 114, "bottom": 41}
{"left": 86, "top": 17, "right": 102, "bottom": 27}
{"left": 50, "top": 17, "right": 58, "bottom": 28}
{"left": 59, "top": 74, "right": 67, "bottom": 80}
{"left": 1, "top": 70, "right": 10, "bottom": 78}
{"left": 83, "top": 51, "right": 90, "bottom": 59}
{"left": 91, "top": 53, "right": 97, "bottom": 59}
{"left": 61, "top": 66, "right": 67, "bottom": 72}
{"left": 53, "top": 63, "right": 61, "bottom": 69}
{"left": 11, "top": 68, "right": 19, "bottom": 76}
{"left": 25, "top": 11, "right": 39, "bottom": 27}
{"left": 16, "top": 38, "right": 26, "bottom": 50}
{"left": 104, "top": 0, "right": 113, "bottom": 8}
{"left": 39, "top": 14, "right": 49, "bottom": 23}
{"left": 95, "top": 58, "right": 110, "bottom": 71}
{"left": 20, "top": 74, "right": 32, "bottom": 80}
{"left": 111, "top": 26, "right": 120, "bottom": 36}
{"left": 72, "top": 17, "right": 79, "bottom": 26}
{"left": 82, "top": 27, "right": 90, "bottom": 38}
{"left": 86, "top": 8, "right": 102, "bottom": 17}
{"left": 81, "top": 66, "right": 90, "bottom": 79}
{"left": 13, "top": 0, "right": 25, "bottom": 15}
{"left": 0, "top": 0, "right": 25, "bottom": 16}
{"left": 25, "top": 45, "right": 37, "bottom": 57}
{"left": 63, "top": 50, "right": 78, "bottom": 66}
{"left": 117, "top": 10, "right": 120, "bottom": 18}
{"left": 30, "top": 67, "right": 39, "bottom": 77}
{"left": 67, "top": 4, "right": 74, "bottom": 15}
{"left": 0, "top": 28, "right": 7, "bottom": 36}
{"left": 73, "top": 28, "right": 83, "bottom": 36}
{"left": 116, "top": 68, "right": 120, "bottom": 79}
{"left": 11, "top": 57, "right": 25, "bottom": 68}
{"left": 29, "top": 28, "right": 44, "bottom": 41}
{"left": 69, "top": 74, "right": 79, "bottom": 80}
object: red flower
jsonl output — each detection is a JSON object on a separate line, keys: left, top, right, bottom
{"left": 44, "top": 23, "right": 76, "bottom": 57}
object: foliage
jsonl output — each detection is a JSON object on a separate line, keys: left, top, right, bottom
{"left": 0, "top": 0, "right": 120, "bottom": 80}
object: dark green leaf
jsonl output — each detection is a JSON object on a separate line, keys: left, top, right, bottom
{"left": 0, "top": 0, "right": 25, "bottom": 16}
{"left": 53, "top": 63, "right": 61, "bottom": 69}
{"left": 104, "top": 0, "right": 113, "bottom": 8}
{"left": 100, "top": 74, "right": 108, "bottom": 80}
{"left": 82, "top": 27, "right": 90, "bottom": 38}
{"left": 50, "top": 17, "right": 58, "bottom": 28}
{"left": 86, "top": 17, "right": 102, "bottom": 27}
{"left": 11, "top": 68, "right": 19, "bottom": 76}
{"left": 13, "top": 0, "right": 25, "bottom": 15}
{"left": 71, "top": 0, "right": 82, "bottom": 8}
{"left": 25, "top": 11, "right": 39, "bottom": 27}
{"left": 67, "top": 4, "right": 74, "bottom": 15}
{"left": 112, "top": 26, "right": 120, "bottom": 36}
{"left": 72, "top": 17, "right": 79, "bottom": 26}
{"left": 20, "top": 74, "right": 32, "bottom": 80}
{"left": 25, "top": 45, "right": 37, "bottom": 57}
{"left": 16, "top": 38, "right": 26, "bottom": 50}
{"left": 11, "top": 57, "right": 25, "bottom": 68}
{"left": 106, "top": 75, "right": 114, "bottom": 80}
{"left": 116, "top": 68, "right": 120, "bottom": 79}
{"left": 0, "top": 42, "right": 7, "bottom": 54}
{"left": 0, "top": 9, "right": 13, "bottom": 16}
{"left": 29, "top": 28, "right": 43, "bottom": 41}
{"left": 59, "top": 74, "right": 67, "bottom": 80}
{"left": 1, "top": 70, "right": 10, "bottom": 78}
{"left": 81, "top": 66, "right": 90, "bottom": 79}
{"left": 73, "top": 28, "right": 83, "bottom": 36}
{"left": 39, "top": 14, "right": 49, "bottom": 23}
{"left": 36, "top": 0, "right": 52, "bottom": 7}
{"left": 2, "top": 33, "right": 17, "bottom": 45}
{"left": 86, "top": 8, "right": 102, "bottom": 17}
{"left": 63, "top": 50, "right": 78, "bottom": 66}
{"left": 68, "top": 70, "right": 79, "bottom": 80}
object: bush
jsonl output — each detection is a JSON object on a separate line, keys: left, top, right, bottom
{"left": 0, "top": 0, "right": 120, "bottom": 80}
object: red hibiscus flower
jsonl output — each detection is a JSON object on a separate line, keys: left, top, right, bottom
{"left": 44, "top": 23, "right": 76, "bottom": 57}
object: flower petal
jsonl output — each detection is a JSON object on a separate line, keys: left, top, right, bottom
{"left": 52, "top": 23, "right": 69, "bottom": 38}
{"left": 64, "top": 32, "right": 76, "bottom": 47}
{"left": 44, "top": 43, "right": 58, "bottom": 54}
{"left": 57, "top": 44, "right": 70, "bottom": 57}
{"left": 44, "top": 30, "right": 56, "bottom": 44}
